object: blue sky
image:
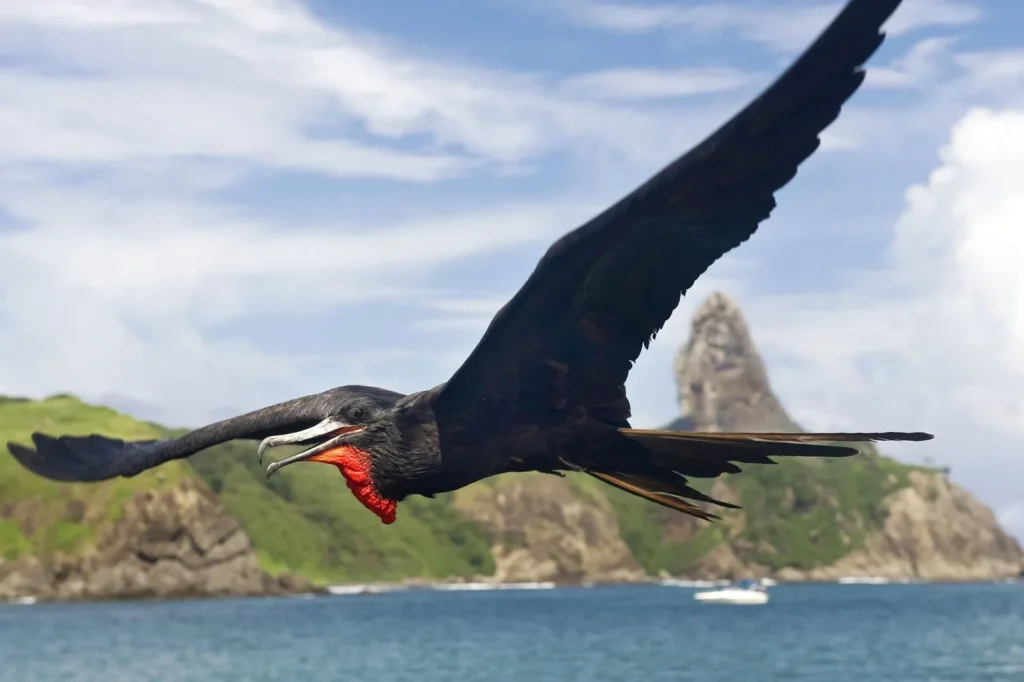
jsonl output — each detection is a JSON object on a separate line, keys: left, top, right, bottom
{"left": 1, "top": 0, "right": 1023, "bottom": 538}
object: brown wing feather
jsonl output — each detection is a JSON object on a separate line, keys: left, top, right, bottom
{"left": 588, "top": 471, "right": 722, "bottom": 521}
{"left": 621, "top": 430, "right": 934, "bottom": 443}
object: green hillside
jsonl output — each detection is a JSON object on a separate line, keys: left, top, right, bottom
{"left": 594, "top": 453, "right": 917, "bottom": 575}
{"left": 1, "top": 394, "right": 922, "bottom": 582}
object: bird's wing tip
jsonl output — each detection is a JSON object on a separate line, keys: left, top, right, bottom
{"left": 7, "top": 433, "right": 109, "bottom": 482}
{"left": 6, "top": 439, "right": 63, "bottom": 479}
{"left": 6, "top": 441, "right": 33, "bottom": 458}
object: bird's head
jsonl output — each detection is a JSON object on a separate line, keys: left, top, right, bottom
{"left": 259, "top": 386, "right": 406, "bottom": 525}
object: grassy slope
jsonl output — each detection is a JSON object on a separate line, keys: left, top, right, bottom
{"left": 1, "top": 395, "right": 922, "bottom": 581}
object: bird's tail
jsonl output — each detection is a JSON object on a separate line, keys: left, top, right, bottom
{"left": 587, "top": 429, "right": 934, "bottom": 521}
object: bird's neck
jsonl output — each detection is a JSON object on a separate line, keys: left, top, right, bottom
{"left": 369, "top": 398, "right": 445, "bottom": 500}
{"left": 387, "top": 385, "right": 509, "bottom": 496}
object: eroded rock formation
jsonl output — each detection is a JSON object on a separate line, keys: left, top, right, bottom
{"left": 0, "top": 479, "right": 314, "bottom": 601}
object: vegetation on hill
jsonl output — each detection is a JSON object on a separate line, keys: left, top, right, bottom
{"left": 2, "top": 394, "right": 926, "bottom": 582}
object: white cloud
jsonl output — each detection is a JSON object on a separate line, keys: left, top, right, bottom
{"left": 883, "top": 0, "right": 982, "bottom": 37}
{"left": 0, "top": 179, "right": 586, "bottom": 316}
{"left": 0, "top": 9, "right": 475, "bottom": 180}
{"left": 955, "top": 50, "right": 1024, "bottom": 96}
{"left": 866, "top": 36, "right": 957, "bottom": 89}
{"left": 0, "top": 0, "right": 711, "bottom": 179}
{"left": 0, "top": 173, "right": 597, "bottom": 424}
{"left": 547, "top": 0, "right": 982, "bottom": 52}
{"left": 560, "top": 67, "right": 750, "bottom": 101}
{"left": 999, "top": 503, "right": 1024, "bottom": 541}
{"left": 0, "top": 0, "right": 190, "bottom": 27}
{"left": 551, "top": 1, "right": 840, "bottom": 51}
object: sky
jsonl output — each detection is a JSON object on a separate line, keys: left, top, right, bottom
{"left": 1, "top": 0, "right": 1023, "bottom": 538}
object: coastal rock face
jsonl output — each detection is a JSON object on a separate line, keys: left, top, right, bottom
{"left": 0, "top": 479, "right": 313, "bottom": 601}
{"left": 670, "top": 291, "right": 1023, "bottom": 581}
{"left": 453, "top": 476, "right": 647, "bottom": 584}
{"left": 782, "top": 471, "right": 1024, "bottom": 582}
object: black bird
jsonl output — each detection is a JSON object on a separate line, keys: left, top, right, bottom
{"left": 8, "top": 0, "right": 931, "bottom": 526}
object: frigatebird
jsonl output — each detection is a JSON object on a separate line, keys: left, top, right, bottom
{"left": 8, "top": 0, "right": 931, "bottom": 526}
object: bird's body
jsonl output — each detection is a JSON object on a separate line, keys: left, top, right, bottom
{"left": 8, "top": 0, "right": 934, "bottom": 526}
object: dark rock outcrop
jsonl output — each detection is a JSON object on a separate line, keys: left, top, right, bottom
{"left": 453, "top": 476, "right": 647, "bottom": 584}
{"left": 0, "top": 479, "right": 317, "bottom": 601}
{"left": 776, "top": 471, "right": 1024, "bottom": 582}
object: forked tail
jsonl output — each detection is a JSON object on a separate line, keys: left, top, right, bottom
{"left": 587, "top": 429, "right": 933, "bottom": 521}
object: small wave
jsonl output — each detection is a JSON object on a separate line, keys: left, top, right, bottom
{"left": 431, "top": 581, "right": 556, "bottom": 591}
{"left": 659, "top": 579, "right": 730, "bottom": 588}
{"left": 326, "top": 584, "right": 408, "bottom": 596}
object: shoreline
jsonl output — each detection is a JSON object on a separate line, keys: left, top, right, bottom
{"left": 5, "top": 573, "right": 1019, "bottom": 606}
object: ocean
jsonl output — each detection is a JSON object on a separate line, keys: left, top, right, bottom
{"left": 1, "top": 582, "right": 1021, "bottom": 682}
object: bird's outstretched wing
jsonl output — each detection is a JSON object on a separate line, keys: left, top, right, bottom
{"left": 435, "top": 0, "right": 904, "bottom": 435}
{"left": 7, "top": 392, "right": 340, "bottom": 482}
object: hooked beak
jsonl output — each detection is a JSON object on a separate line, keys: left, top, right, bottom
{"left": 260, "top": 417, "right": 365, "bottom": 478}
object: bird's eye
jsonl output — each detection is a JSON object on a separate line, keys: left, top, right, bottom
{"left": 352, "top": 407, "right": 367, "bottom": 422}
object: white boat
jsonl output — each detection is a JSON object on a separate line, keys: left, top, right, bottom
{"left": 694, "top": 580, "right": 769, "bottom": 605}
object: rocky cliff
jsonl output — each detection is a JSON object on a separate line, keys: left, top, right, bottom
{"left": 670, "top": 291, "right": 801, "bottom": 434}
{"left": 452, "top": 475, "right": 646, "bottom": 584}
{"left": 0, "top": 476, "right": 314, "bottom": 601}
{"left": 660, "top": 292, "right": 1023, "bottom": 581}
{"left": 776, "top": 470, "right": 1024, "bottom": 581}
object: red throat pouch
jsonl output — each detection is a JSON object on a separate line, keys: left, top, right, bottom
{"left": 309, "top": 445, "right": 397, "bottom": 524}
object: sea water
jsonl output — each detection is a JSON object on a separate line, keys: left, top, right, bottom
{"left": 1, "top": 582, "right": 1021, "bottom": 681}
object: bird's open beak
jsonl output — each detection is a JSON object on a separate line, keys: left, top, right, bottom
{"left": 260, "top": 417, "right": 365, "bottom": 478}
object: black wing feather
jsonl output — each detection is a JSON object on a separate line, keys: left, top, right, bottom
{"left": 6, "top": 392, "right": 339, "bottom": 482}
{"left": 435, "top": 0, "right": 903, "bottom": 433}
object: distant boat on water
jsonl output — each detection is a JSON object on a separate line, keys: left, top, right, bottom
{"left": 694, "top": 579, "right": 770, "bottom": 605}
